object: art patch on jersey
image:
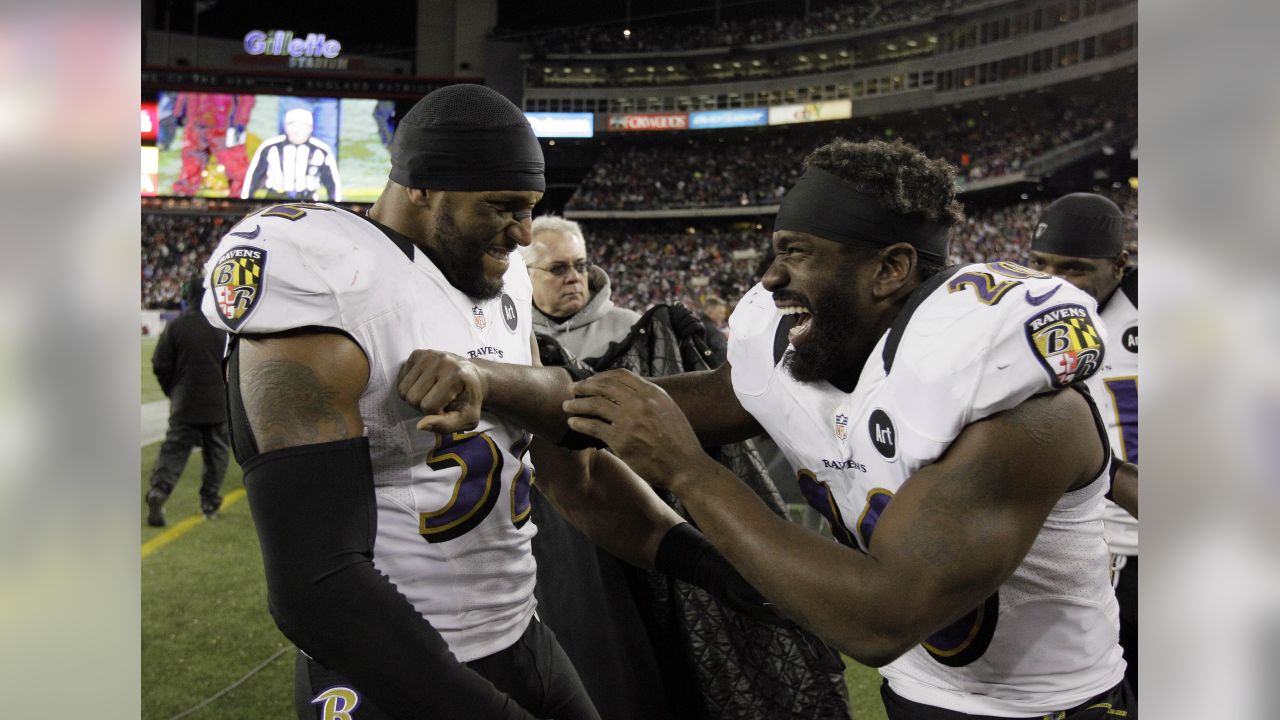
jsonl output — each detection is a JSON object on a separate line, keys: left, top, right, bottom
{"left": 472, "top": 305, "right": 487, "bottom": 330}
{"left": 834, "top": 413, "right": 849, "bottom": 441}
{"left": 210, "top": 245, "right": 267, "bottom": 330}
{"left": 1122, "top": 325, "right": 1138, "bottom": 353}
{"left": 500, "top": 292, "right": 519, "bottom": 333}
{"left": 868, "top": 409, "right": 897, "bottom": 460}
{"left": 1024, "top": 303, "right": 1105, "bottom": 387}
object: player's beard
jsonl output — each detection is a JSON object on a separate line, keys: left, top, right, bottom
{"left": 431, "top": 198, "right": 504, "bottom": 301}
{"left": 781, "top": 281, "right": 863, "bottom": 389}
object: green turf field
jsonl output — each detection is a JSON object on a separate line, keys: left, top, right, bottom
{"left": 140, "top": 338, "right": 887, "bottom": 719}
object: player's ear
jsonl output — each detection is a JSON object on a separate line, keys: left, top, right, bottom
{"left": 404, "top": 187, "right": 438, "bottom": 210}
{"left": 1112, "top": 251, "right": 1129, "bottom": 277}
{"left": 870, "top": 243, "right": 917, "bottom": 301}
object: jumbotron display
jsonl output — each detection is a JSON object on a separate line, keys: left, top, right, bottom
{"left": 150, "top": 91, "right": 396, "bottom": 202}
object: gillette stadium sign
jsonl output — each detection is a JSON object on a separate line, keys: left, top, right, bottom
{"left": 243, "top": 30, "right": 347, "bottom": 69}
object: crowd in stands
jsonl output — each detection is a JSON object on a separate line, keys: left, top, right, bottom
{"left": 587, "top": 223, "right": 769, "bottom": 312}
{"left": 583, "top": 185, "right": 1136, "bottom": 312}
{"left": 141, "top": 212, "right": 239, "bottom": 309}
{"left": 951, "top": 184, "right": 1138, "bottom": 265}
{"left": 568, "top": 94, "right": 1136, "bottom": 211}
{"left": 140, "top": 185, "right": 1135, "bottom": 315}
{"left": 510, "top": 0, "right": 975, "bottom": 55}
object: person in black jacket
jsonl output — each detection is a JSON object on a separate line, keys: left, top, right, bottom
{"left": 145, "top": 274, "right": 230, "bottom": 527}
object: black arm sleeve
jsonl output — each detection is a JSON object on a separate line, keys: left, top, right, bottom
{"left": 242, "top": 438, "right": 538, "bottom": 720}
{"left": 654, "top": 522, "right": 790, "bottom": 626}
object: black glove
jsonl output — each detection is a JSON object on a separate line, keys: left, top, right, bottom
{"left": 668, "top": 303, "right": 707, "bottom": 343}
{"left": 655, "top": 522, "right": 791, "bottom": 626}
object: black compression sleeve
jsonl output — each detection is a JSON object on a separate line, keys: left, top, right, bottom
{"left": 242, "top": 438, "right": 537, "bottom": 720}
{"left": 653, "top": 522, "right": 789, "bottom": 626}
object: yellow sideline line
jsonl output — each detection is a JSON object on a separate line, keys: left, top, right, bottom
{"left": 141, "top": 488, "right": 247, "bottom": 559}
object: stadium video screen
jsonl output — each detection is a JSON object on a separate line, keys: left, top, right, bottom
{"left": 152, "top": 91, "right": 394, "bottom": 202}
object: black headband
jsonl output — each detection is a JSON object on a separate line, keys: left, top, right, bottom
{"left": 1031, "top": 193, "right": 1124, "bottom": 258}
{"left": 774, "top": 166, "right": 950, "bottom": 262}
{"left": 389, "top": 123, "right": 546, "bottom": 192}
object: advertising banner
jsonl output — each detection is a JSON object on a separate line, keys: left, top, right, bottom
{"left": 525, "top": 112, "right": 595, "bottom": 138}
{"left": 689, "top": 108, "right": 767, "bottom": 130}
{"left": 606, "top": 113, "right": 689, "bottom": 131}
{"left": 767, "top": 99, "right": 854, "bottom": 126}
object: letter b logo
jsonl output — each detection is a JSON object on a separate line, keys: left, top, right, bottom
{"left": 312, "top": 686, "right": 360, "bottom": 720}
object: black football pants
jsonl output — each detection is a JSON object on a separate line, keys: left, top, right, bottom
{"left": 148, "top": 419, "right": 230, "bottom": 501}
{"left": 294, "top": 615, "right": 601, "bottom": 720}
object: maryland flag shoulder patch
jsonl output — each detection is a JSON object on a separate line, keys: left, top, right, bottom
{"left": 1024, "top": 302, "right": 1105, "bottom": 387}
{"left": 210, "top": 245, "right": 267, "bottom": 330}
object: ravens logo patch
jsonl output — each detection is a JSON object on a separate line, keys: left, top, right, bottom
{"left": 1024, "top": 303, "right": 1105, "bottom": 387}
{"left": 210, "top": 245, "right": 267, "bottom": 330}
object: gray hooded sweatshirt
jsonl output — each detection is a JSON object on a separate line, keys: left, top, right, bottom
{"left": 532, "top": 265, "right": 641, "bottom": 364}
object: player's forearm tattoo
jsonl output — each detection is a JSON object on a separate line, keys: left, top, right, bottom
{"left": 242, "top": 359, "right": 353, "bottom": 452}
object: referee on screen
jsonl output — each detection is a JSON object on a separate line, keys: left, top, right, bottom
{"left": 241, "top": 108, "right": 343, "bottom": 202}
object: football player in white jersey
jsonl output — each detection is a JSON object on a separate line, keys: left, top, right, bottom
{"left": 203, "top": 85, "right": 763, "bottom": 720}
{"left": 1029, "top": 192, "right": 1140, "bottom": 694}
{"left": 417, "top": 140, "right": 1138, "bottom": 719}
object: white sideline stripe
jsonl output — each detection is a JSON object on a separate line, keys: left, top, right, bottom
{"left": 142, "top": 400, "right": 170, "bottom": 446}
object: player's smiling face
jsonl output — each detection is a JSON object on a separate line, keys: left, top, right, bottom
{"left": 763, "top": 231, "right": 871, "bottom": 390}
{"left": 428, "top": 190, "right": 541, "bottom": 300}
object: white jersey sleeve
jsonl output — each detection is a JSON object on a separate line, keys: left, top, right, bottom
{"left": 726, "top": 282, "right": 784, "bottom": 397}
{"left": 889, "top": 262, "right": 1108, "bottom": 443}
{"left": 201, "top": 203, "right": 383, "bottom": 339}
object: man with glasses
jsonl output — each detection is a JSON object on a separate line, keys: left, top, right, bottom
{"left": 523, "top": 216, "right": 640, "bottom": 366}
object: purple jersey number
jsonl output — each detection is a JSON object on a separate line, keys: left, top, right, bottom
{"left": 800, "top": 472, "right": 999, "bottom": 667}
{"left": 418, "top": 431, "right": 536, "bottom": 543}
{"left": 1103, "top": 377, "right": 1139, "bottom": 462}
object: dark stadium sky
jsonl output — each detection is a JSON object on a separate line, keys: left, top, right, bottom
{"left": 151, "top": 0, "right": 816, "bottom": 56}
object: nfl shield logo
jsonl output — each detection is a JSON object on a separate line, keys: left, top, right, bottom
{"left": 834, "top": 413, "right": 848, "bottom": 441}
{"left": 472, "top": 306, "right": 487, "bottom": 330}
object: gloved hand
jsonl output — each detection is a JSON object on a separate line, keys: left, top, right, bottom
{"left": 668, "top": 303, "right": 707, "bottom": 343}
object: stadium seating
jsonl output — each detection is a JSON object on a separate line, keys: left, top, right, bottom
{"left": 567, "top": 94, "right": 1135, "bottom": 211}
{"left": 141, "top": 187, "right": 1134, "bottom": 315}
{"left": 507, "top": 0, "right": 979, "bottom": 55}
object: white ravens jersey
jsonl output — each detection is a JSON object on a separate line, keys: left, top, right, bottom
{"left": 728, "top": 261, "right": 1125, "bottom": 716}
{"left": 1085, "top": 269, "right": 1138, "bottom": 556}
{"left": 202, "top": 202, "right": 538, "bottom": 661}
